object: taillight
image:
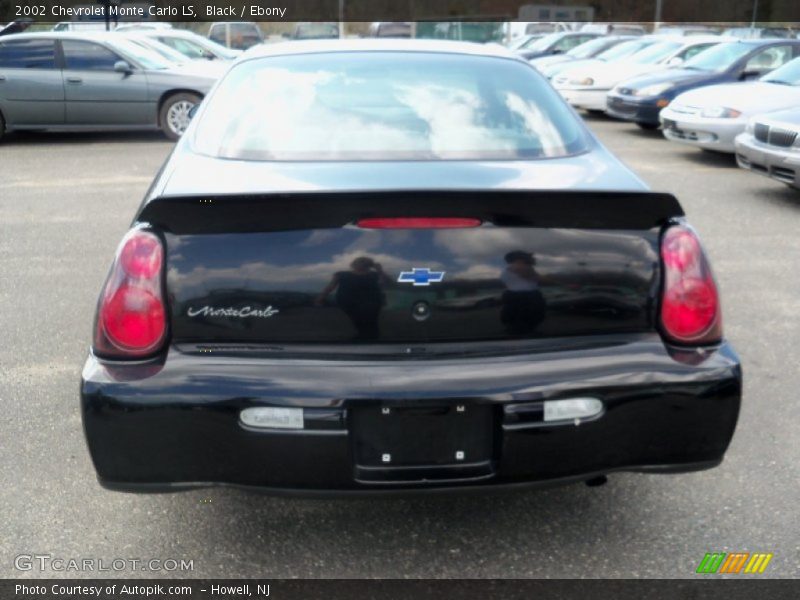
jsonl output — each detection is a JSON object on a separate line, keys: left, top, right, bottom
{"left": 94, "top": 229, "right": 167, "bottom": 358}
{"left": 659, "top": 224, "right": 721, "bottom": 345}
{"left": 356, "top": 217, "right": 481, "bottom": 229}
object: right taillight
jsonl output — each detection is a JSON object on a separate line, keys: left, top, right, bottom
{"left": 94, "top": 229, "right": 167, "bottom": 358}
{"left": 659, "top": 224, "right": 722, "bottom": 345}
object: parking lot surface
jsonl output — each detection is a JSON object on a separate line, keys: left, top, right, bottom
{"left": 1, "top": 119, "right": 798, "bottom": 578}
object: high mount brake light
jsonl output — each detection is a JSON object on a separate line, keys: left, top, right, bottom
{"left": 356, "top": 217, "right": 482, "bottom": 229}
{"left": 94, "top": 229, "right": 167, "bottom": 358}
{"left": 660, "top": 225, "right": 722, "bottom": 345}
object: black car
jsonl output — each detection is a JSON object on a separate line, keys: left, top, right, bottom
{"left": 81, "top": 40, "right": 741, "bottom": 495}
{"left": 606, "top": 39, "right": 800, "bottom": 128}
{"left": 515, "top": 31, "right": 601, "bottom": 61}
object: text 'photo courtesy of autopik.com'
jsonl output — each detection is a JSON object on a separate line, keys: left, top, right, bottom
{"left": 2, "top": 0, "right": 800, "bottom": 598}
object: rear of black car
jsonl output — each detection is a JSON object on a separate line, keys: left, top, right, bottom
{"left": 80, "top": 44, "right": 741, "bottom": 493}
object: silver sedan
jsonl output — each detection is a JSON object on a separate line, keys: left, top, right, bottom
{"left": 735, "top": 108, "right": 800, "bottom": 189}
{"left": 0, "top": 32, "right": 217, "bottom": 140}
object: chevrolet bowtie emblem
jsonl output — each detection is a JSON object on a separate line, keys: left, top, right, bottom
{"left": 397, "top": 268, "right": 445, "bottom": 286}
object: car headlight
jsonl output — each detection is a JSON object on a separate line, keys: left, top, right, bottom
{"left": 569, "top": 77, "right": 594, "bottom": 86}
{"left": 633, "top": 83, "right": 673, "bottom": 97}
{"left": 700, "top": 106, "right": 742, "bottom": 119}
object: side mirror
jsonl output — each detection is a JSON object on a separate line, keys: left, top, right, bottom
{"left": 113, "top": 60, "right": 132, "bottom": 74}
{"left": 667, "top": 56, "right": 684, "bottom": 66}
{"left": 740, "top": 69, "right": 762, "bottom": 80}
{"left": 551, "top": 48, "right": 563, "bottom": 54}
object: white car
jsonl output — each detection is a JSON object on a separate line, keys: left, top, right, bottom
{"left": 135, "top": 29, "right": 242, "bottom": 61}
{"left": 530, "top": 35, "right": 638, "bottom": 73}
{"left": 538, "top": 37, "right": 660, "bottom": 80}
{"left": 660, "top": 57, "right": 800, "bottom": 153}
{"left": 553, "top": 36, "right": 724, "bottom": 111}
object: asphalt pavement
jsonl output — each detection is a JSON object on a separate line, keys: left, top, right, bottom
{"left": 1, "top": 119, "right": 798, "bottom": 579}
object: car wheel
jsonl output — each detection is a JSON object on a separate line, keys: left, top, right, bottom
{"left": 0, "top": 111, "right": 6, "bottom": 143}
{"left": 585, "top": 109, "right": 605, "bottom": 116}
{"left": 636, "top": 122, "right": 660, "bottom": 131}
{"left": 159, "top": 93, "right": 201, "bottom": 141}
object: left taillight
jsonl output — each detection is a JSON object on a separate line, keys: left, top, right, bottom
{"left": 94, "top": 229, "right": 167, "bottom": 358}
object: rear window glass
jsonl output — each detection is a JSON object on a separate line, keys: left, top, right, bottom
{"left": 193, "top": 52, "right": 588, "bottom": 161}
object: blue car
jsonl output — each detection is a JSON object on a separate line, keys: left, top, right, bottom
{"left": 606, "top": 39, "right": 800, "bottom": 129}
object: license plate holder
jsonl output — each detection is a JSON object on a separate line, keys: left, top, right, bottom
{"left": 350, "top": 403, "right": 494, "bottom": 468}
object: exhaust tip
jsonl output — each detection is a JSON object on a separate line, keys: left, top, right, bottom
{"left": 585, "top": 475, "right": 608, "bottom": 488}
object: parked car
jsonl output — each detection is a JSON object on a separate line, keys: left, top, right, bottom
{"left": 660, "top": 57, "right": 800, "bottom": 153}
{"left": 80, "top": 39, "right": 740, "bottom": 495}
{"left": 723, "top": 27, "right": 795, "bottom": 39}
{"left": 292, "top": 22, "right": 339, "bottom": 40}
{"left": 52, "top": 22, "right": 109, "bottom": 33}
{"left": 121, "top": 33, "right": 230, "bottom": 78}
{"left": 515, "top": 31, "right": 601, "bottom": 60}
{"left": 538, "top": 36, "right": 660, "bottom": 80}
{"left": 530, "top": 35, "right": 637, "bottom": 72}
{"left": 555, "top": 37, "right": 722, "bottom": 113}
{"left": 136, "top": 29, "right": 241, "bottom": 61}
{"left": 507, "top": 33, "right": 545, "bottom": 51}
{"left": 579, "top": 23, "right": 647, "bottom": 36}
{"left": 654, "top": 25, "right": 720, "bottom": 37}
{"left": 0, "top": 32, "right": 216, "bottom": 140}
{"left": 367, "top": 22, "right": 411, "bottom": 38}
{"left": 605, "top": 39, "right": 800, "bottom": 129}
{"left": 208, "top": 22, "right": 263, "bottom": 50}
{"left": 735, "top": 108, "right": 800, "bottom": 189}
{"left": 114, "top": 23, "right": 173, "bottom": 32}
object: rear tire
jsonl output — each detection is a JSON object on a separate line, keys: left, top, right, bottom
{"left": 636, "top": 122, "right": 660, "bottom": 131}
{"left": 159, "top": 92, "right": 201, "bottom": 141}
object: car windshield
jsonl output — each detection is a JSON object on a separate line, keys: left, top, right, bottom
{"left": 508, "top": 35, "right": 540, "bottom": 50}
{"left": 760, "top": 56, "right": 800, "bottom": 85}
{"left": 626, "top": 41, "right": 683, "bottom": 64}
{"left": 128, "top": 38, "right": 186, "bottom": 63}
{"left": 524, "top": 33, "right": 563, "bottom": 52}
{"left": 566, "top": 37, "right": 610, "bottom": 59}
{"left": 106, "top": 38, "right": 172, "bottom": 69}
{"left": 194, "top": 52, "right": 588, "bottom": 161}
{"left": 192, "top": 35, "right": 239, "bottom": 58}
{"left": 682, "top": 42, "right": 754, "bottom": 72}
{"left": 596, "top": 39, "right": 654, "bottom": 61}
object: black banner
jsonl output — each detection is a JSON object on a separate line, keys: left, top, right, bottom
{"left": 2, "top": 0, "right": 800, "bottom": 24}
{"left": 3, "top": 580, "right": 800, "bottom": 600}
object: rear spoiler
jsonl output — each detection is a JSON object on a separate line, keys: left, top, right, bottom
{"left": 136, "top": 190, "right": 684, "bottom": 234}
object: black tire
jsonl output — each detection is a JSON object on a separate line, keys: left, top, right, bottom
{"left": 636, "top": 122, "right": 660, "bottom": 130}
{"left": 585, "top": 109, "right": 605, "bottom": 116}
{"left": 158, "top": 92, "right": 201, "bottom": 141}
{"left": 0, "top": 111, "right": 6, "bottom": 143}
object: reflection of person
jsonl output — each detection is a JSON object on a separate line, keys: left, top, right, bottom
{"left": 316, "top": 257, "right": 389, "bottom": 340}
{"left": 500, "top": 251, "right": 547, "bottom": 335}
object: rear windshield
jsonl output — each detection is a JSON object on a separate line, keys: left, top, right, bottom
{"left": 193, "top": 51, "right": 588, "bottom": 161}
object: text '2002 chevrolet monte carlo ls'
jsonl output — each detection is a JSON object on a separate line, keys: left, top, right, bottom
{"left": 80, "top": 40, "right": 742, "bottom": 495}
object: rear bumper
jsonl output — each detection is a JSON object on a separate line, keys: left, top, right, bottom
{"left": 605, "top": 94, "right": 663, "bottom": 125}
{"left": 735, "top": 133, "right": 800, "bottom": 189}
{"left": 81, "top": 335, "right": 742, "bottom": 494}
